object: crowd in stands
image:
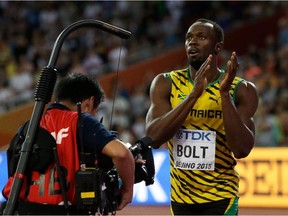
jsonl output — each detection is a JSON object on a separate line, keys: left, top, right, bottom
{"left": 248, "top": 15, "right": 288, "bottom": 147}
{"left": 0, "top": 1, "right": 287, "bottom": 147}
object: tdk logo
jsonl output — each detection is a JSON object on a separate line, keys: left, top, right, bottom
{"left": 176, "top": 130, "right": 212, "bottom": 142}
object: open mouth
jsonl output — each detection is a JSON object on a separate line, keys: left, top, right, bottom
{"left": 188, "top": 49, "right": 199, "bottom": 57}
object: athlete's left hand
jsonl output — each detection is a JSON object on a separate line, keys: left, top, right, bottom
{"left": 220, "top": 51, "right": 239, "bottom": 93}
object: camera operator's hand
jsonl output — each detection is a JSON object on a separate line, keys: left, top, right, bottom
{"left": 102, "top": 139, "right": 135, "bottom": 210}
{"left": 135, "top": 158, "right": 146, "bottom": 164}
{"left": 117, "top": 184, "right": 134, "bottom": 210}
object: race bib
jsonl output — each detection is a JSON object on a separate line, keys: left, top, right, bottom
{"left": 172, "top": 129, "right": 216, "bottom": 171}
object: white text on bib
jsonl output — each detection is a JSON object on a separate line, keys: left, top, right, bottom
{"left": 173, "top": 129, "right": 216, "bottom": 170}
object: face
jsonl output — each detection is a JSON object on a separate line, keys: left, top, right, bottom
{"left": 185, "top": 21, "right": 219, "bottom": 69}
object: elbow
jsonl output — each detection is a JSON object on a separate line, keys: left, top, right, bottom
{"left": 116, "top": 147, "right": 134, "bottom": 162}
{"left": 146, "top": 135, "right": 165, "bottom": 149}
{"left": 233, "top": 145, "right": 253, "bottom": 159}
{"left": 151, "top": 142, "right": 161, "bottom": 149}
{"left": 234, "top": 152, "right": 248, "bottom": 159}
{"left": 146, "top": 127, "right": 159, "bottom": 149}
{"left": 124, "top": 149, "right": 135, "bottom": 161}
{"left": 146, "top": 126, "right": 168, "bottom": 149}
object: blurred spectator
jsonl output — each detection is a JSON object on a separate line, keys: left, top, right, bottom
{"left": 160, "top": 14, "right": 180, "bottom": 46}
{"left": 69, "top": 53, "right": 87, "bottom": 74}
{"left": 130, "top": 84, "right": 150, "bottom": 117}
{"left": 82, "top": 48, "right": 104, "bottom": 76}
{"left": 9, "top": 56, "right": 34, "bottom": 106}
{"left": 112, "top": 123, "right": 137, "bottom": 145}
{"left": 278, "top": 15, "right": 288, "bottom": 48}
{"left": 111, "top": 95, "right": 131, "bottom": 129}
{"left": 107, "top": 38, "right": 128, "bottom": 72}
{"left": 243, "top": 58, "right": 262, "bottom": 82}
{"left": 131, "top": 115, "right": 146, "bottom": 140}
{"left": 275, "top": 86, "right": 288, "bottom": 146}
{"left": 0, "top": 67, "right": 13, "bottom": 113}
{"left": 255, "top": 102, "right": 281, "bottom": 147}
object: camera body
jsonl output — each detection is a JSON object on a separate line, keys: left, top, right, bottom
{"left": 75, "top": 167, "right": 119, "bottom": 215}
{"left": 74, "top": 136, "right": 155, "bottom": 215}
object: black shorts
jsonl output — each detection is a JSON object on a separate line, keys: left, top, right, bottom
{"left": 171, "top": 197, "right": 238, "bottom": 215}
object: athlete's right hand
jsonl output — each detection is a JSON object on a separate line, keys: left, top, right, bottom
{"left": 191, "top": 55, "right": 212, "bottom": 98}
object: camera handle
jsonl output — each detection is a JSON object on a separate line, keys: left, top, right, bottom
{"left": 129, "top": 136, "right": 153, "bottom": 156}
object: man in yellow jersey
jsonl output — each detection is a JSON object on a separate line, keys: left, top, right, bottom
{"left": 145, "top": 18, "right": 259, "bottom": 215}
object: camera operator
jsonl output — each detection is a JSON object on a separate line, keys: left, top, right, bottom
{"left": 1, "top": 73, "right": 135, "bottom": 215}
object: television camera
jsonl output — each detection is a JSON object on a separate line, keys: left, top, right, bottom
{"left": 75, "top": 136, "right": 155, "bottom": 215}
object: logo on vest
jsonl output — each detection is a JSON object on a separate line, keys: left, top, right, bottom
{"left": 51, "top": 127, "right": 69, "bottom": 144}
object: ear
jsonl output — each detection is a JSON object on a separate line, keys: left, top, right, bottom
{"left": 82, "top": 96, "right": 95, "bottom": 114}
{"left": 214, "top": 42, "right": 223, "bottom": 55}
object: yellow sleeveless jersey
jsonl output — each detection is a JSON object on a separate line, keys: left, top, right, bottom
{"left": 166, "top": 68, "right": 244, "bottom": 204}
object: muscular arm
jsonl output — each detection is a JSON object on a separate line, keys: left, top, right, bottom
{"left": 221, "top": 81, "right": 258, "bottom": 158}
{"left": 220, "top": 52, "right": 259, "bottom": 159}
{"left": 145, "top": 74, "right": 195, "bottom": 148}
{"left": 102, "top": 140, "right": 135, "bottom": 210}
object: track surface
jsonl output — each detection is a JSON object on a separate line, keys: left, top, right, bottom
{"left": 118, "top": 205, "right": 288, "bottom": 215}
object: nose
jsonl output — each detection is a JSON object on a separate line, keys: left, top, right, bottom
{"left": 187, "top": 36, "right": 197, "bottom": 46}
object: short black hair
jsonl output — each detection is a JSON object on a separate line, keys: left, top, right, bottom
{"left": 54, "top": 73, "right": 104, "bottom": 108}
{"left": 196, "top": 18, "right": 224, "bottom": 43}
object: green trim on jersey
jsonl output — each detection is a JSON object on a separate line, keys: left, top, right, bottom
{"left": 224, "top": 197, "right": 239, "bottom": 215}
{"left": 166, "top": 68, "right": 244, "bottom": 204}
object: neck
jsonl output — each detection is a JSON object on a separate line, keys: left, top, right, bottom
{"left": 58, "top": 101, "right": 77, "bottom": 111}
{"left": 189, "top": 66, "right": 220, "bottom": 83}
{"left": 189, "top": 58, "right": 220, "bottom": 83}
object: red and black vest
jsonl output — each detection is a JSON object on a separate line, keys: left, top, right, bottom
{"left": 3, "top": 108, "right": 80, "bottom": 205}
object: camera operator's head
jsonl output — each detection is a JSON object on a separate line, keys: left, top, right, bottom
{"left": 54, "top": 73, "right": 104, "bottom": 115}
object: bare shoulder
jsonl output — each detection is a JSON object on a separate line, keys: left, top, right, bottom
{"left": 146, "top": 72, "right": 172, "bottom": 121}
{"left": 151, "top": 73, "right": 171, "bottom": 86}
{"left": 237, "top": 80, "right": 258, "bottom": 97}
{"left": 149, "top": 73, "right": 172, "bottom": 96}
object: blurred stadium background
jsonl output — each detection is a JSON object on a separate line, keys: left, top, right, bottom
{"left": 0, "top": 1, "right": 288, "bottom": 215}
